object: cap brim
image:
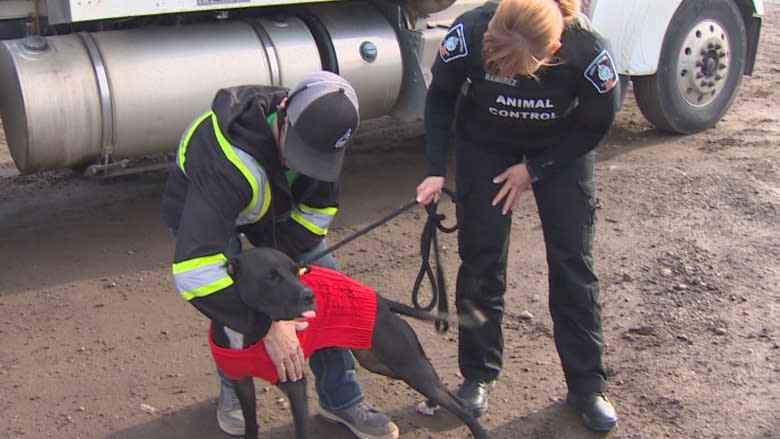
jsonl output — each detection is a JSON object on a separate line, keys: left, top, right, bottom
{"left": 284, "top": 125, "right": 345, "bottom": 182}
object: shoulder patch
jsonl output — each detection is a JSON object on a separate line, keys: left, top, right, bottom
{"left": 584, "top": 50, "right": 617, "bottom": 94}
{"left": 439, "top": 23, "right": 468, "bottom": 63}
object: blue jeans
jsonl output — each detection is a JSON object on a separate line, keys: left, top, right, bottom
{"left": 218, "top": 237, "right": 364, "bottom": 411}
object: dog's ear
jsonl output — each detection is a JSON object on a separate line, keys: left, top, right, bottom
{"left": 225, "top": 258, "right": 239, "bottom": 278}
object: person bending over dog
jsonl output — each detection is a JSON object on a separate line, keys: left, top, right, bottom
{"left": 207, "top": 247, "right": 489, "bottom": 439}
{"left": 162, "top": 71, "right": 399, "bottom": 439}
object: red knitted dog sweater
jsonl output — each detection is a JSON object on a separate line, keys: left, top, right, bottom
{"left": 209, "top": 265, "right": 377, "bottom": 383}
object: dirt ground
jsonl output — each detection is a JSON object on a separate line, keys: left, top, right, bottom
{"left": 1, "top": 5, "right": 778, "bottom": 439}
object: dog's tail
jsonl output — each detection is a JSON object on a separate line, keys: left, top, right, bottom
{"left": 385, "top": 298, "right": 486, "bottom": 329}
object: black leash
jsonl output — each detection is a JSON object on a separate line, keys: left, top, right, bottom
{"left": 299, "top": 190, "right": 458, "bottom": 334}
{"left": 299, "top": 199, "right": 419, "bottom": 266}
{"left": 411, "top": 188, "right": 458, "bottom": 333}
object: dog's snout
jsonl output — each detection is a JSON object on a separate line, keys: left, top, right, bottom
{"left": 303, "top": 291, "right": 315, "bottom": 306}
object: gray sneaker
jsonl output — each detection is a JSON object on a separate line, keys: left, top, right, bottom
{"left": 216, "top": 382, "right": 245, "bottom": 436}
{"left": 318, "top": 401, "right": 399, "bottom": 439}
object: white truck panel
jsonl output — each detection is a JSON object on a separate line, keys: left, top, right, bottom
{"left": 46, "top": 0, "right": 335, "bottom": 24}
{"left": 589, "top": 0, "right": 682, "bottom": 76}
{"left": 752, "top": 0, "right": 764, "bottom": 16}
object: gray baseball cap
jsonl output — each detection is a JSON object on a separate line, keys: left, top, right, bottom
{"left": 283, "top": 71, "right": 360, "bottom": 182}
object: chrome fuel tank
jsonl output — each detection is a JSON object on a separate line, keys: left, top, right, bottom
{"left": 0, "top": 3, "right": 403, "bottom": 174}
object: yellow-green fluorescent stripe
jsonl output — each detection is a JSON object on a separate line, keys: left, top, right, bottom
{"left": 290, "top": 204, "right": 338, "bottom": 236}
{"left": 232, "top": 148, "right": 272, "bottom": 225}
{"left": 172, "top": 253, "right": 233, "bottom": 301}
{"left": 172, "top": 253, "right": 227, "bottom": 274}
{"left": 177, "top": 112, "right": 211, "bottom": 174}
{"left": 210, "top": 113, "right": 271, "bottom": 223}
{"left": 180, "top": 276, "right": 234, "bottom": 301}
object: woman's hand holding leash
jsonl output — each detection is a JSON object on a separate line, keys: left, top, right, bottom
{"left": 416, "top": 176, "right": 446, "bottom": 205}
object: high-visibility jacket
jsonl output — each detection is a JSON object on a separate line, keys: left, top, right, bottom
{"left": 162, "top": 86, "right": 340, "bottom": 335}
{"left": 209, "top": 265, "right": 377, "bottom": 383}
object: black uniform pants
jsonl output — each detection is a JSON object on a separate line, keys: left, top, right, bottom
{"left": 454, "top": 141, "right": 607, "bottom": 394}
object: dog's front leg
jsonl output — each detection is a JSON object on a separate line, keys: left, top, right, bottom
{"left": 276, "top": 376, "right": 309, "bottom": 439}
{"left": 233, "top": 377, "right": 259, "bottom": 439}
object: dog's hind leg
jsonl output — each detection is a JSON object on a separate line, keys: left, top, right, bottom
{"left": 233, "top": 377, "right": 259, "bottom": 439}
{"left": 371, "top": 308, "right": 492, "bottom": 439}
{"left": 276, "top": 377, "right": 309, "bottom": 439}
{"left": 352, "top": 350, "right": 399, "bottom": 379}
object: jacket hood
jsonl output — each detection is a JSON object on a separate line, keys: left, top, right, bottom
{"left": 211, "top": 85, "right": 289, "bottom": 166}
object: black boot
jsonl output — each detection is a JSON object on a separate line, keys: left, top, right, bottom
{"left": 456, "top": 380, "right": 495, "bottom": 417}
{"left": 566, "top": 392, "right": 618, "bottom": 432}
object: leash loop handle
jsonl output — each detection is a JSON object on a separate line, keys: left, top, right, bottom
{"left": 411, "top": 188, "right": 457, "bottom": 333}
{"left": 297, "top": 188, "right": 459, "bottom": 335}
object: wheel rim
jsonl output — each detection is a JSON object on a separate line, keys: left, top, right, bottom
{"left": 676, "top": 19, "right": 731, "bottom": 107}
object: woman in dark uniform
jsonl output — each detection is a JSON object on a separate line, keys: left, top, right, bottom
{"left": 416, "top": 0, "right": 620, "bottom": 431}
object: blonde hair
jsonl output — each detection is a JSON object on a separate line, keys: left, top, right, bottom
{"left": 557, "top": 0, "right": 582, "bottom": 23}
{"left": 482, "top": 0, "right": 579, "bottom": 78}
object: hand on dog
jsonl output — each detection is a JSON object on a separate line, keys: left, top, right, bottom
{"left": 264, "top": 320, "right": 308, "bottom": 382}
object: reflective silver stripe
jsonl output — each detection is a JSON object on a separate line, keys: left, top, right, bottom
{"left": 232, "top": 148, "right": 271, "bottom": 226}
{"left": 209, "top": 114, "right": 271, "bottom": 224}
{"left": 290, "top": 204, "right": 337, "bottom": 236}
{"left": 173, "top": 257, "right": 233, "bottom": 301}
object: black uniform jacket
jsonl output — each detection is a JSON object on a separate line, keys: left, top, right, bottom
{"left": 161, "top": 86, "right": 340, "bottom": 336}
{"left": 425, "top": 2, "right": 620, "bottom": 180}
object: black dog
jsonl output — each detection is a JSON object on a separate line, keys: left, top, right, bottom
{"left": 208, "top": 247, "right": 490, "bottom": 439}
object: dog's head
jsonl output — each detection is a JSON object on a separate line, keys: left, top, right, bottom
{"left": 226, "top": 248, "right": 316, "bottom": 321}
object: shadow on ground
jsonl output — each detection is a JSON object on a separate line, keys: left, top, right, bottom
{"left": 104, "top": 399, "right": 614, "bottom": 439}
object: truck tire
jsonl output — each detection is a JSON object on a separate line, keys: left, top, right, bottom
{"left": 633, "top": 0, "right": 747, "bottom": 134}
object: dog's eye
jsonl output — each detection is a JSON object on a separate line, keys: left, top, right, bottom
{"left": 267, "top": 269, "right": 282, "bottom": 282}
